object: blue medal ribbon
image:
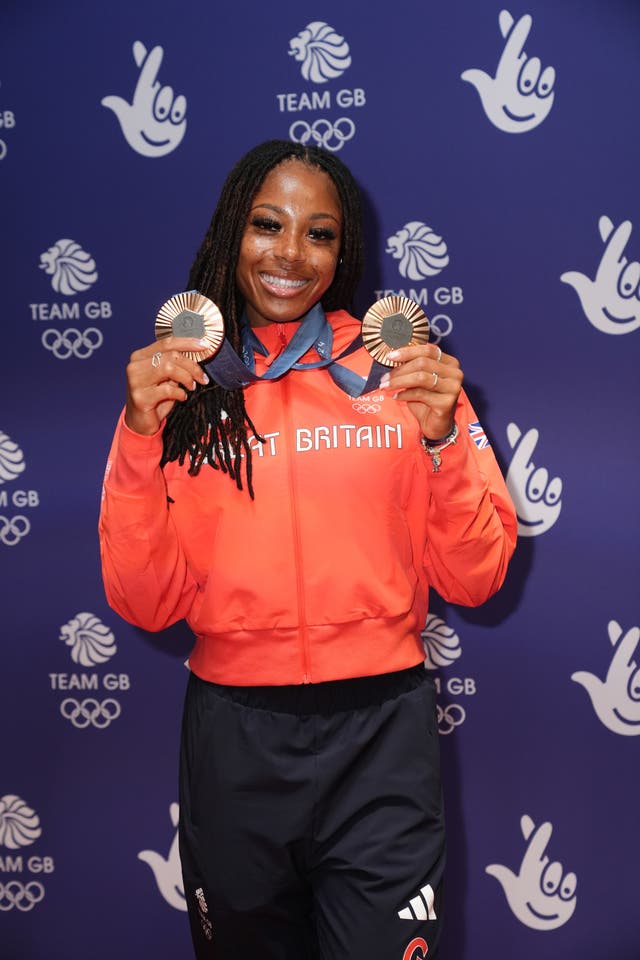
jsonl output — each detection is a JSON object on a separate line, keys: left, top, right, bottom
{"left": 202, "top": 304, "right": 385, "bottom": 397}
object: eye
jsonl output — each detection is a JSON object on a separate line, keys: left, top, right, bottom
{"left": 618, "top": 261, "right": 640, "bottom": 300}
{"left": 171, "top": 94, "right": 187, "bottom": 124}
{"left": 526, "top": 466, "right": 548, "bottom": 502}
{"left": 544, "top": 476, "right": 563, "bottom": 506}
{"left": 560, "top": 872, "right": 577, "bottom": 901}
{"left": 250, "top": 216, "right": 281, "bottom": 232}
{"left": 541, "top": 861, "right": 562, "bottom": 896}
{"left": 627, "top": 664, "right": 640, "bottom": 702}
{"left": 537, "top": 65, "right": 556, "bottom": 98}
{"left": 309, "top": 226, "right": 338, "bottom": 242}
{"left": 518, "top": 57, "right": 541, "bottom": 96}
{"left": 153, "top": 85, "right": 174, "bottom": 121}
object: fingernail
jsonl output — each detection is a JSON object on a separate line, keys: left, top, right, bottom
{"left": 379, "top": 373, "right": 390, "bottom": 389}
{"left": 202, "top": 373, "right": 210, "bottom": 384}
{"left": 387, "top": 350, "right": 400, "bottom": 361}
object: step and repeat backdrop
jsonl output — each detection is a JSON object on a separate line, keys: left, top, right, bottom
{"left": 1, "top": 0, "right": 638, "bottom": 957}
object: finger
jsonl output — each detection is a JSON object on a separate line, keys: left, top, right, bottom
{"left": 522, "top": 821, "right": 553, "bottom": 868}
{"left": 511, "top": 427, "right": 539, "bottom": 470}
{"left": 145, "top": 335, "right": 216, "bottom": 358}
{"left": 602, "top": 220, "right": 632, "bottom": 267}
{"left": 136, "top": 44, "right": 164, "bottom": 93}
{"left": 610, "top": 626, "right": 640, "bottom": 670}
{"left": 387, "top": 344, "right": 455, "bottom": 366}
{"left": 147, "top": 350, "right": 208, "bottom": 390}
{"left": 502, "top": 14, "right": 532, "bottom": 62}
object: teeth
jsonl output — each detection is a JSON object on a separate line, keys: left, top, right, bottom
{"left": 261, "top": 274, "right": 307, "bottom": 289}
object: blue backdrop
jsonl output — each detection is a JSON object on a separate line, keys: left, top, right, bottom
{"left": 1, "top": 1, "right": 639, "bottom": 957}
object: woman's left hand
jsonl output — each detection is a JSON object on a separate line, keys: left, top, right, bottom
{"left": 379, "top": 343, "right": 464, "bottom": 440}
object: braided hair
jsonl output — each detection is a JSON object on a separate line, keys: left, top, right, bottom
{"left": 161, "top": 139, "right": 364, "bottom": 497}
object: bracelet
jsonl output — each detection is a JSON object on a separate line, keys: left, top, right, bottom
{"left": 421, "top": 422, "right": 458, "bottom": 473}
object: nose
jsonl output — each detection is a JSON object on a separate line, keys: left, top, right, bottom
{"left": 275, "top": 229, "right": 304, "bottom": 263}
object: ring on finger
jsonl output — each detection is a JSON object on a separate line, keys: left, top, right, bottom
{"left": 151, "top": 351, "right": 162, "bottom": 368}
{"left": 432, "top": 371, "right": 439, "bottom": 388}
{"left": 435, "top": 347, "right": 442, "bottom": 362}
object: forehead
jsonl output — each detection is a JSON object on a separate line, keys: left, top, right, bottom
{"left": 252, "top": 159, "right": 341, "bottom": 213}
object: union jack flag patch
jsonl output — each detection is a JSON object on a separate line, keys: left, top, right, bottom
{"left": 468, "top": 421, "right": 491, "bottom": 450}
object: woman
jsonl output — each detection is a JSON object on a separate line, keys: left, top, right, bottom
{"left": 99, "top": 140, "right": 517, "bottom": 959}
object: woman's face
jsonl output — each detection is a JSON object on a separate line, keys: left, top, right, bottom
{"left": 236, "top": 159, "right": 342, "bottom": 328}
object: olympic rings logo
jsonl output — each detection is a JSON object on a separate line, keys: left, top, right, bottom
{"left": 436, "top": 702, "right": 466, "bottom": 735}
{"left": 429, "top": 315, "right": 454, "bottom": 345}
{"left": 289, "top": 117, "right": 356, "bottom": 153}
{"left": 0, "top": 881, "right": 45, "bottom": 912}
{"left": 0, "top": 140, "right": 7, "bottom": 161}
{"left": 0, "top": 515, "right": 30, "bottom": 547}
{"left": 351, "top": 402, "right": 381, "bottom": 415}
{"left": 60, "top": 698, "right": 121, "bottom": 729}
{"left": 41, "top": 327, "right": 104, "bottom": 359}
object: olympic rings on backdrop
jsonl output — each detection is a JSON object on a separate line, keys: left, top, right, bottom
{"left": 436, "top": 703, "right": 466, "bottom": 735}
{"left": 289, "top": 117, "right": 356, "bottom": 153}
{"left": 41, "top": 327, "right": 103, "bottom": 360}
{"left": 0, "top": 515, "right": 30, "bottom": 547}
{"left": 0, "top": 881, "right": 45, "bottom": 912}
{"left": 151, "top": 351, "right": 162, "bottom": 368}
{"left": 429, "top": 315, "right": 453, "bottom": 345}
{"left": 60, "top": 698, "right": 121, "bottom": 729}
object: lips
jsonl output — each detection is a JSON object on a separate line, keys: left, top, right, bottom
{"left": 259, "top": 272, "right": 309, "bottom": 297}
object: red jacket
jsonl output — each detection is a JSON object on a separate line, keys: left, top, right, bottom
{"left": 99, "top": 310, "right": 517, "bottom": 685}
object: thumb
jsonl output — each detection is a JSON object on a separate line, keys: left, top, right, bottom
{"left": 101, "top": 95, "right": 130, "bottom": 117}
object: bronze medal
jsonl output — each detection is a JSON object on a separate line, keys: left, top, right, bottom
{"left": 154, "top": 291, "right": 224, "bottom": 362}
{"left": 361, "top": 295, "right": 430, "bottom": 366}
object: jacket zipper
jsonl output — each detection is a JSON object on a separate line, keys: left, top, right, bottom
{"left": 278, "top": 324, "right": 312, "bottom": 683}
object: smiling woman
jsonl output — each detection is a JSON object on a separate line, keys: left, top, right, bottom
{"left": 99, "top": 139, "right": 517, "bottom": 960}
{"left": 236, "top": 161, "right": 342, "bottom": 327}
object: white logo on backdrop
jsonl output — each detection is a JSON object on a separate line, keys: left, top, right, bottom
{"left": 486, "top": 815, "right": 577, "bottom": 930}
{"left": 0, "top": 796, "right": 42, "bottom": 849}
{"left": 0, "top": 432, "right": 25, "bottom": 485}
{"left": 0, "top": 515, "right": 30, "bottom": 546}
{"left": 39, "top": 239, "right": 98, "bottom": 296}
{"left": 386, "top": 222, "right": 450, "bottom": 281}
{"left": 505, "top": 423, "right": 562, "bottom": 536}
{"left": 421, "top": 614, "right": 475, "bottom": 734}
{"left": 102, "top": 41, "right": 187, "bottom": 158}
{"left": 0, "top": 881, "right": 45, "bottom": 912}
{"left": 289, "top": 117, "right": 355, "bottom": 152}
{"left": 288, "top": 22, "right": 351, "bottom": 83}
{"left": 561, "top": 216, "right": 640, "bottom": 335}
{"left": 41, "top": 327, "right": 104, "bottom": 359}
{"left": 461, "top": 10, "right": 555, "bottom": 133}
{"left": 422, "top": 614, "right": 461, "bottom": 669}
{"left": 60, "top": 612, "right": 117, "bottom": 667}
{"left": 138, "top": 802, "right": 187, "bottom": 911}
{"left": 572, "top": 620, "right": 640, "bottom": 736}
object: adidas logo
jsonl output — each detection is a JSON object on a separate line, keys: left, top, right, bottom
{"left": 398, "top": 883, "right": 437, "bottom": 921}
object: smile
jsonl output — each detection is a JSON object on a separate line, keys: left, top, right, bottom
{"left": 502, "top": 105, "right": 537, "bottom": 122}
{"left": 603, "top": 306, "right": 637, "bottom": 325}
{"left": 613, "top": 707, "right": 640, "bottom": 727}
{"left": 140, "top": 131, "right": 172, "bottom": 147}
{"left": 525, "top": 902, "right": 560, "bottom": 921}
{"left": 260, "top": 273, "right": 308, "bottom": 290}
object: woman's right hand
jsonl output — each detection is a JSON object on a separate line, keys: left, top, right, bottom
{"left": 124, "top": 337, "right": 212, "bottom": 435}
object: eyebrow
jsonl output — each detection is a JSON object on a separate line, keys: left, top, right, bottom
{"left": 251, "top": 202, "right": 341, "bottom": 225}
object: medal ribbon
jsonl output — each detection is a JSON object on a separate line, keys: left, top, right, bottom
{"left": 202, "top": 303, "right": 385, "bottom": 396}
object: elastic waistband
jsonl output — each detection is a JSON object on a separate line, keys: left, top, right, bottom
{"left": 188, "top": 663, "right": 428, "bottom": 715}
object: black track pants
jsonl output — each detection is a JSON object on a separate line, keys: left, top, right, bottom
{"left": 179, "top": 665, "right": 445, "bottom": 959}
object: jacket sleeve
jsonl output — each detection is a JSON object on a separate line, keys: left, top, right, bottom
{"left": 423, "top": 391, "right": 517, "bottom": 606}
{"left": 98, "top": 412, "right": 199, "bottom": 631}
